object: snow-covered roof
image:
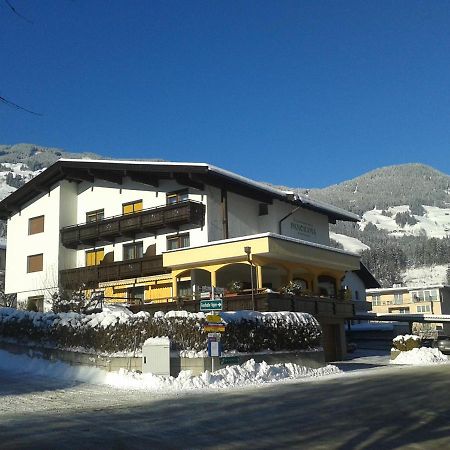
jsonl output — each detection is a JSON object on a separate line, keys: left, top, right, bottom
{"left": 367, "top": 285, "right": 450, "bottom": 294}
{"left": 0, "top": 158, "right": 359, "bottom": 223}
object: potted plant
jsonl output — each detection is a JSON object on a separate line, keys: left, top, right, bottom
{"left": 226, "top": 281, "right": 243, "bottom": 296}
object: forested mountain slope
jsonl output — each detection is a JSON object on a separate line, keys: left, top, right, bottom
{"left": 297, "top": 164, "right": 450, "bottom": 287}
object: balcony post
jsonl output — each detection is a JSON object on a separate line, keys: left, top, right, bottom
{"left": 256, "top": 265, "right": 263, "bottom": 290}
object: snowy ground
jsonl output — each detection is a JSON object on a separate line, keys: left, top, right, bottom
{"left": 2, "top": 349, "right": 450, "bottom": 449}
{"left": 402, "top": 264, "right": 448, "bottom": 286}
{"left": 0, "top": 349, "right": 340, "bottom": 392}
{"left": 361, "top": 205, "right": 450, "bottom": 238}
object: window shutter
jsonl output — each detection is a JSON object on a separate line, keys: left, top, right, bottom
{"left": 29, "top": 216, "right": 44, "bottom": 235}
{"left": 27, "top": 254, "right": 43, "bottom": 273}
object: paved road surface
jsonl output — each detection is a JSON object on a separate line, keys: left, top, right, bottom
{"left": 1, "top": 354, "right": 450, "bottom": 449}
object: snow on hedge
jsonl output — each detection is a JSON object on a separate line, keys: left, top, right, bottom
{"left": 391, "top": 347, "right": 448, "bottom": 365}
{"left": 0, "top": 307, "right": 322, "bottom": 354}
{"left": 0, "top": 349, "right": 340, "bottom": 391}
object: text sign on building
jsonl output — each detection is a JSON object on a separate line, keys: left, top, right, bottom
{"left": 200, "top": 299, "right": 223, "bottom": 311}
{"left": 289, "top": 219, "right": 317, "bottom": 240}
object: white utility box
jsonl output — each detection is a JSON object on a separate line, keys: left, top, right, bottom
{"left": 142, "top": 337, "right": 171, "bottom": 376}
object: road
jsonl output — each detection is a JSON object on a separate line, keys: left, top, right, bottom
{"left": 1, "top": 354, "right": 450, "bottom": 449}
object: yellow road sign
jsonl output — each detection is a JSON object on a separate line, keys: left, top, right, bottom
{"left": 204, "top": 325, "right": 225, "bottom": 333}
{"left": 206, "top": 314, "right": 222, "bottom": 323}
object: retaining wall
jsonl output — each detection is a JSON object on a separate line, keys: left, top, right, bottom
{"left": 0, "top": 340, "right": 325, "bottom": 376}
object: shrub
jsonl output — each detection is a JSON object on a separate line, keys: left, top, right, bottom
{"left": 392, "top": 334, "right": 421, "bottom": 352}
{"left": 280, "top": 280, "right": 306, "bottom": 296}
{"left": 0, "top": 308, "right": 322, "bottom": 354}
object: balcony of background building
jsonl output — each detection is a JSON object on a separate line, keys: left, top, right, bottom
{"left": 59, "top": 254, "right": 169, "bottom": 290}
{"left": 60, "top": 200, "right": 205, "bottom": 249}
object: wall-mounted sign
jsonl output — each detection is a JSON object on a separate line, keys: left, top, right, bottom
{"left": 289, "top": 219, "right": 317, "bottom": 240}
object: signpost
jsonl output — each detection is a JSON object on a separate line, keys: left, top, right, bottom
{"left": 201, "top": 288, "right": 225, "bottom": 372}
{"left": 219, "top": 356, "right": 240, "bottom": 366}
{"left": 200, "top": 299, "right": 223, "bottom": 312}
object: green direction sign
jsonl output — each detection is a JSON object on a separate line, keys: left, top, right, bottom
{"left": 200, "top": 299, "right": 223, "bottom": 311}
{"left": 219, "top": 356, "right": 240, "bottom": 366}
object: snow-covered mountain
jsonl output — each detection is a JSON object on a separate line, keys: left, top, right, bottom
{"left": 302, "top": 164, "right": 450, "bottom": 287}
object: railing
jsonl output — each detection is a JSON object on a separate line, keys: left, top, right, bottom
{"left": 61, "top": 200, "right": 205, "bottom": 248}
{"left": 126, "top": 292, "right": 355, "bottom": 319}
{"left": 59, "top": 255, "right": 169, "bottom": 289}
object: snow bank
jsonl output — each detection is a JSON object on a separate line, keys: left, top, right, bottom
{"left": 0, "top": 349, "right": 341, "bottom": 391}
{"left": 391, "top": 347, "right": 448, "bottom": 365}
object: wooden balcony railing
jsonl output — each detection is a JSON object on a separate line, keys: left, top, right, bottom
{"left": 59, "top": 255, "right": 169, "bottom": 290}
{"left": 61, "top": 200, "right": 205, "bottom": 248}
{"left": 126, "top": 292, "right": 355, "bottom": 319}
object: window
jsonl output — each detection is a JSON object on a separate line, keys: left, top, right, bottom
{"left": 28, "top": 216, "right": 44, "bottom": 235}
{"left": 417, "top": 305, "right": 431, "bottom": 313}
{"left": 86, "top": 209, "right": 104, "bottom": 223}
{"left": 372, "top": 295, "right": 381, "bottom": 306}
{"left": 27, "top": 295, "right": 44, "bottom": 312}
{"left": 123, "top": 242, "right": 143, "bottom": 260}
{"left": 424, "top": 290, "right": 438, "bottom": 302}
{"left": 27, "top": 254, "right": 43, "bottom": 273}
{"left": 259, "top": 203, "right": 269, "bottom": 216}
{"left": 167, "top": 233, "right": 190, "bottom": 250}
{"left": 85, "top": 248, "right": 104, "bottom": 266}
{"left": 122, "top": 200, "right": 143, "bottom": 215}
{"left": 166, "top": 190, "right": 188, "bottom": 205}
{"left": 354, "top": 290, "right": 359, "bottom": 301}
{"left": 394, "top": 293, "right": 403, "bottom": 305}
{"left": 411, "top": 291, "right": 424, "bottom": 302}
{"left": 128, "top": 286, "right": 145, "bottom": 304}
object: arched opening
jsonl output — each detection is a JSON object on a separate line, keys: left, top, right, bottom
{"left": 216, "top": 263, "right": 256, "bottom": 295}
{"left": 260, "top": 264, "right": 289, "bottom": 291}
{"left": 318, "top": 275, "right": 337, "bottom": 298}
{"left": 291, "top": 267, "right": 314, "bottom": 294}
{"left": 176, "top": 268, "right": 212, "bottom": 300}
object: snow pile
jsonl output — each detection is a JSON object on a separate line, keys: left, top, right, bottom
{"left": 0, "top": 349, "right": 340, "bottom": 391}
{"left": 391, "top": 347, "right": 448, "bottom": 365}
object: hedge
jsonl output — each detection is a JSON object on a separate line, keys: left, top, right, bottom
{"left": 0, "top": 307, "right": 322, "bottom": 354}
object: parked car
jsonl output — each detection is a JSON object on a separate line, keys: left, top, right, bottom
{"left": 434, "top": 336, "right": 450, "bottom": 355}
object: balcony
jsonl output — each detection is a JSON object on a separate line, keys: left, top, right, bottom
{"left": 127, "top": 292, "right": 355, "bottom": 320}
{"left": 61, "top": 200, "right": 205, "bottom": 249}
{"left": 59, "top": 255, "right": 169, "bottom": 290}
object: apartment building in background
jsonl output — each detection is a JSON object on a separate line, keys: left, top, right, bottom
{"left": 367, "top": 284, "right": 450, "bottom": 334}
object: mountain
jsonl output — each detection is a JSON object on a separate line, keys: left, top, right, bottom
{"left": 303, "top": 163, "right": 450, "bottom": 216}
{"left": 298, "top": 164, "right": 450, "bottom": 287}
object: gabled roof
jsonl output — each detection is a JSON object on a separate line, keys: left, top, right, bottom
{"left": 354, "top": 263, "right": 381, "bottom": 289}
{"left": 0, "top": 158, "right": 359, "bottom": 223}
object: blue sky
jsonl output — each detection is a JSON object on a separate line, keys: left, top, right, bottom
{"left": 1, "top": 1, "right": 450, "bottom": 188}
